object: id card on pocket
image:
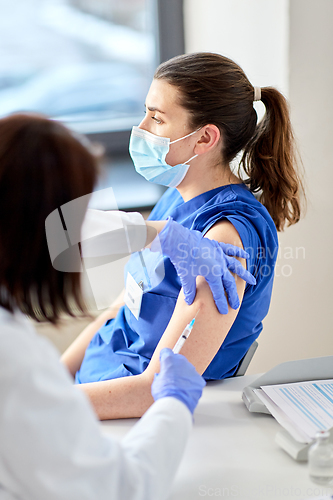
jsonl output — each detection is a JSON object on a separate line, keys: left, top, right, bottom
{"left": 124, "top": 272, "right": 143, "bottom": 320}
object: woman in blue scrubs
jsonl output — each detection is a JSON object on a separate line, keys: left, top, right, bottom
{"left": 62, "top": 52, "right": 305, "bottom": 420}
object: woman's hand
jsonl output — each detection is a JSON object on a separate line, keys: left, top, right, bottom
{"left": 151, "top": 348, "right": 206, "bottom": 414}
{"left": 152, "top": 218, "right": 256, "bottom": 314}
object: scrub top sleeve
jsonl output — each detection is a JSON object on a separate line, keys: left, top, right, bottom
{"left": 202, "top": 214, "right": 259, "bottom": 278}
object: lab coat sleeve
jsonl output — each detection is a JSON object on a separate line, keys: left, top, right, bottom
{"left": 119, "top": 397, "right": 192, "bottom": 500}
{"left": 81, "top": 209, "right": 147, "bottom": 261}
{"left": 0, "top": 317, "right": 192, "bottom": 500}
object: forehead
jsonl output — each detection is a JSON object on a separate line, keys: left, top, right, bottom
{"left": 146, "top": 79, "right": 187, "bottom": 118}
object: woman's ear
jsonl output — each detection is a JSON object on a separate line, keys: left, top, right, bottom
{"left": 194, "top": 125, "right": 221, "bottom": 155}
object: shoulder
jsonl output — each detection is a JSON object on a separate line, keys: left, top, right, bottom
{"left": 0, "top": 308, "right": 36, "bottom": 363}
{"left": 0, "top": 308, "right": 68, "bottom": 384}
{"left": 229, "top": 185, "right": 278, "bottom": 239}
{"left": 204, "top": 184, "right": 278, "bottom": 252}
{"left": 194, "top": 184, "right": 274, "bottom": 235}
{"left": 203, "top": 185, "right": 279, "bottom": 282}
{"left": 0, "top": 310, "right": 95, "bottom": 426}
{"left": 205, "top": 219, "right": 243, "bottom": 249}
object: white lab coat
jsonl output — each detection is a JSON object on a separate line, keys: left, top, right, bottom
{"left": 80, "top": 209, "right": 148, "bottom": 257}
{"left": 47, "top": 208, "right": 149, "bottom": 273}
{"left": 0, "top": 306, "right": 192, "bottom": 500}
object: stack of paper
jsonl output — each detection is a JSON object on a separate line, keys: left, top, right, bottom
{"left": 254, "top": 379, "right": 333, "bottom": 443}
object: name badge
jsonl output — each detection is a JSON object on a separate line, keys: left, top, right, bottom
{"left": 124, "top": 272, "right": 143, "bottom": 320}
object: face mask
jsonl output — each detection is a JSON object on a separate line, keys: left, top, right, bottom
{"left": 129, "top": 126, "right": 199, "bottom": 188}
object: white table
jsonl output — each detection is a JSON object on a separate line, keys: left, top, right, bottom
{"left": 101, "top": 374, "right": 333, "bottom": 500}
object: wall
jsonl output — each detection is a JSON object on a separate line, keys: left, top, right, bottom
{"left": 184, "top": 0, "right": 289, "bottom": 94}
{"left": 184, "top": 0, "right": 333, "bottom": 373}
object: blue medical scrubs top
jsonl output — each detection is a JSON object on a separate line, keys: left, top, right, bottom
{"left": 76, "top": 183, "right": 278, "bottom": 383}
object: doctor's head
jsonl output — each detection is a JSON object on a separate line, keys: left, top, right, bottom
{"left": 0, "top": 113, "right": 99, "bottom": 323}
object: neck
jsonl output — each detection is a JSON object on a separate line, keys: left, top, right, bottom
{"left": 176, "top": 159, "right": 241, "bottom": 202}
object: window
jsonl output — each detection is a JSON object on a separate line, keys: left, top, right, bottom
{"left": 0, "top": 0, "right": 184, "bottom": 209}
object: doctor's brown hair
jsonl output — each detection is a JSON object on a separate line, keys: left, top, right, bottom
{"left": 0, "top": 113, "right": 98, "bottom": 323}
{"left": 155, "top": 52, "right": 305, "bottom": 231}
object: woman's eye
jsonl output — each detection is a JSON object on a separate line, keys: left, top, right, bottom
{"left": 143, "top": 107, "right": 162, "bottom": 124}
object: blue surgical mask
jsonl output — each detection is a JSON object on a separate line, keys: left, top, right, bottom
{"left": 129, "top": 126, "right": 199, "bottom": 188}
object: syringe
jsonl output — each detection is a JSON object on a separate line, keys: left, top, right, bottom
{"left": 172, "top": 309, "right": 201, "bottom": 354}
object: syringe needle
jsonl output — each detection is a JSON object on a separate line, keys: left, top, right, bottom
{"left": 193, "top": 308, "right": 201, "bottom": 321}
{"left": 172, "top": 308, "right": 201, "bottom": 354}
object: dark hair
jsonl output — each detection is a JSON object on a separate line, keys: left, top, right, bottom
{"left": 155, "top": 52, "right": 306, "bottom": 231}
{"left": 0, "top": 113, "right": 99, "bottom": 323}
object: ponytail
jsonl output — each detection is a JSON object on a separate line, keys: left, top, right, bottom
{"left": 240, "top": 87, "right": 306, "bottom": 232}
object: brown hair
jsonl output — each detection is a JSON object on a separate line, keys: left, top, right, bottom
{"left": 155, "top": 52, "right": 305, "bottom": 231}
{"left": 0, "top": 113, "right": 98, "bottom": 323}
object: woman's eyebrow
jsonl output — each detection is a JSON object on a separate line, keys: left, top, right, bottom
{"left": 145, "top": 104, "right": 166, "bottom": 114}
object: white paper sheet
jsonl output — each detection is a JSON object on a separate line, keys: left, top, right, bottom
{"left": 254, "top": 389, "right": 310, "bottom": 443}
{"left": 257, "top": 380, "right": 333, "bottom": 443}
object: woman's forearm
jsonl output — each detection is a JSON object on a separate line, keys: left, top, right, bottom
{"left": 61, "top": 290, "right": 125, "bottom": 378}
{"left": 77, "top": 371, "right": 154, "bottom": 420}
{"left": 61, "top": 309, "right": 115, "bottom": 378}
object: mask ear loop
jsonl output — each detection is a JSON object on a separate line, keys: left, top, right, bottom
{"left": 169, "top": 127, "right": 202, "bottom": 165}
{"left": 169, "top": 127, "right": 202, "bottom": 144}
{"left": 184, "top": 154, "right": 198, "bottom": 164}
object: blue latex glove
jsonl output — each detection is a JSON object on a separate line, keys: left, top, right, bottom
{"left": 151, "top": 348, "right": 206, "bottom": 414}
{"left": 156, "top": 217, "right": 256, "bottom": 314}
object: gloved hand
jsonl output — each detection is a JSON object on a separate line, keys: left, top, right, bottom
{"left": 156, "top": 217, "right": 256, "bottom": 314}
{"left": 151, "top": 348, "right": 206, "bottom": 415}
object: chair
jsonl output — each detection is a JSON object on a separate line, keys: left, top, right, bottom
{"left": 233, "top": 340, "right": 258, "bottom": 377}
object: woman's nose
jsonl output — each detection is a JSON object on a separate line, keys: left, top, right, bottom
{"left": 138, "top": 115, "right": 149, "bottom": 131}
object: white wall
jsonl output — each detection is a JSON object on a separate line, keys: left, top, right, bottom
{"left": 184, "top": 0, "right": 289, "bottom": 94}
{"left": 184, "top": 0, "right": 333, "bottom": 373}
{"left": 266, "top": 0, "right": 333, "bottom": 371}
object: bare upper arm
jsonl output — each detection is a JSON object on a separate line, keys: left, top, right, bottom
{"left": 144, "top": 220, "right": 247, "bottom": 378}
